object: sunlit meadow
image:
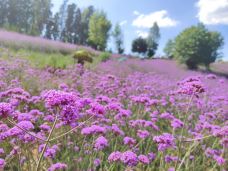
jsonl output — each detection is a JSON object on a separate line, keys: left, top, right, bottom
{"left": 0, "top": 52, "right": 227, "bottom": 171}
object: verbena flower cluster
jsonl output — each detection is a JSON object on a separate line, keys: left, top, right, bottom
{"left": 0, "top": 58, "right": 227, "bottom": 170}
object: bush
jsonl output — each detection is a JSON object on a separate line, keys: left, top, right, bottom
{"left": 174, "top": 23, "right": 224, "bottom": 70}
{"left": 99, "top": 52, "right": 111, "bottom": 62}
{"left": 131, "top": 37, "right": 148, "bottom": 56}
{"left": 73, "top": 50, "right": 94, "bottom": 65}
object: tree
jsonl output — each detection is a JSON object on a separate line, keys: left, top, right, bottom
{"left": 0, "top": 0, "right": 8, "bottom": 26}
{"left": 112, "top": 23, "right": 124, "bottom": 54}
{"left": 174, "top": 23, "right": 224, "bottom": 70}
{"left": 52, "top": 13, "right": 60, "bottom": 40}
{"left": 0, "top": 0, "right": 52, "bottom": 36}
{"left": 64, "top": 3, "right": 77, "bottom": 43}
{"left": 59, "top": 0, "right": 69, "bottom": 39}
{"left": 88, "top": 11, "right": 112, "bottom": 50}
{"left": 147, "top": 22, "right": 160, "bottom": 58}
{"left": 44, "top": 13, "right": 59, "bottom": 40}
{"left": 31, "top": 0, "right": 53, "bottom": 35}
{"left": 73, "top": 8, "right": 82, "bottom": 44}
{"left": 81, "top": 6, "right": 94, "bottom": 45}
{"left": 132, "top": 37, "right": 148, "bottom": 56}
{"left": 164, "top": 39, "right": 175, "bottom": 59}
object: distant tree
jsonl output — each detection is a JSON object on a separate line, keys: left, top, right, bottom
{"left": 15, "top": 0, "right": 33, "bottom": 33}
{"left": 164, "top": 39, "right": 175, "bottom": 59}
{"left": 44, "top": 13, "right": 59, "bottom": 40}
{"left": 88, "top": 11, "right": 112, "bottom": 50}
{"left": 31, "top": 0, "right": 53, "bottom": 35}
{"left": 73, "top": 8, "right": 82, "bottom": 44}
{"left": 132, "top": 37, "right": 148, "bottom": 56}
{"left": 81, "top": 6, "right": 95, "bottom": 45}
{"left": 174, "top": 23, "right": 224, "bottom": 70}
{"left": 65, "top": 3, "right": 77, "bottom": 43}
{"left": 0, "top": 0, "right": 8, "bottom": 26}
{"left": 52, "top": 13, "right": 60, "bottom": 40}
{"left": 112, "top": 23, "right": 124, "bottom": 54}
{"left": 58, "top": 0, "right": 69, "bottom": 40}
{"left": 147, "top": 22, "right": 160, "bottom": 57}
{"left": 0, "top": 0, "right": 52, "bottom": 35}
{"left": 45, "top": 19, "right": 53, "bottom": 39}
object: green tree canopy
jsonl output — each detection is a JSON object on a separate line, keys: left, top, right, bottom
{"left": 132, "top": 37, "right": 148, "bottom": 56}
{"left": 164, "top": 39, "right": 175, "bottom": 59}
{"left": 174, "top": 23, "right": 224, "bottom": 69}
{"left": 88, "top": 11, "right": 112, "bottom": 50}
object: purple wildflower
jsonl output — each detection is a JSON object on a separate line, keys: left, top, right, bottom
{"left": 165, "top": 155, "right": 179, "bottom": 163}
{"left": 94, "top": 158, "right": 101, "bottom": 167}
{"left": 108, "top": 151, "right": 122, "bottom": 162}
{"left": 8, "top": 121, "right": 34, "bottom": 136}
{"left": 123, "top": 137, "right": 136, "bottom": 146}
{"left": 94, "top": 136, "right": 108, "bottom": 150}
{"left": 81, "top": 125, "right": 106, "bottom": 135}
{"left": 120, "top": 151, "right": 138, "bottom": 166}
{"left": 171, "top": 118, "right": 184, "bottom": 129}
{"left": 177, "top": 76, "right": 205, "bottom": 96}
{"left": 148, "top": 152, "right": 156, "bottom": 161}
{"left": 112, "top": 124, "right": 124, "bottom": 136}
{"left": 153, "top": 133, "right": 176, "bottom": 151}
{"left": 0, "top": 102, "right": 13, "bottom": 118}
{"left": 42, "top": 90, "right": 77, "bottom": 108}
{"left": 0, "top": 148, "right": 4, "bottom": 154}
{"left": 137, "top": 130, "right": 150, "bottom": 139}
{"left": 213, "top": 155, "right": 225, "bottom": 166}
{"left": 48, "top": 163, "right": 67, "bottom": 171}
{"left": 138, "top": 155, "right": 150, "bottom": 164}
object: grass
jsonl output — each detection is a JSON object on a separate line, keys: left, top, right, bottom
{"left": 0, "top": 47, "right": 110, "bottom": 69}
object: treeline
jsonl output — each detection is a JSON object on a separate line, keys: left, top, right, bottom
{"left": 131, "top": 22, "right": 224, "bottom": 70}
{"left": 0, "top": 0, "right": 52, "bottom": 36}
{"left": 0, "top": 0, "right": 123, "bottom": 52}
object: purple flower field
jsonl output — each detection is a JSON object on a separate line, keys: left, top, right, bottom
{"left": 0, "top": 56, "right": 227, "bottom": 171}
{"left": 0, "top": 29, "right": 97, "bottom": 55}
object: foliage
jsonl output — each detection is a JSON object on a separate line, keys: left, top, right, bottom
{"left": 0, "top": 0, "right": 52, "bottom": 36}
{"left": 131, "top": 37, "right": 148, "bottom": 56}
{"left": 164, "top": 39, "right": 175, "bottom": 59}
{"left": 174, "top": 23, "right": 224, "bottom": 69}
{"left": 81, "top": 6, "right": 95, "bottom": 45}
{"left": 112, "top": 23, "right": 124, "bottom": 54}
{"left": 73, "top": 50, "right": 94, "bottom": 65}
{"left": 99, "top": 52, "right": 111, "bottom": 62}
{"left": 147, "top": 22, "right": 160, "bottom": 58}
{"left": 88, "top": 11, "right": 112, "bottom": 50}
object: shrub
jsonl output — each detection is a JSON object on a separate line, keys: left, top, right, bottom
{"left": 72, "top": 50, "right": 94, "bottom": 65}
{"left": 131, "top": 37, "right": 148, "bottom": 56}
{"left": 99, "top": 52, "right": 111, "bottom": 62}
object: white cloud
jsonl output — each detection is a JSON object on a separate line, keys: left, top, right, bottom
{"left": 132, "top": 10, "right": 178, "bottom": 28}
{"left": 196, "top": 0, "right": 228, "bottom": 25}
{"left": 120, "top": 20, "right": 127, "bottom": 26}
{"left": 133, "top": 10, "right": 140, "bottom": 16}
{"left": 136, "top": 30, "right": 149, "bottom": 38}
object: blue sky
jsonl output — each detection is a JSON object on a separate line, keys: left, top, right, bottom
{"left": 52, "top": 0, "right": 228, "bottom": 60}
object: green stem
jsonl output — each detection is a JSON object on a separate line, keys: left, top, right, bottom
{"left": 35, "top": 115, "right": 58, "bottom": 171}
{"left": 7, "top": 118, "right": 46, "bottom": 142}
{"left": 177, "top": 141, "right": 198, "bottom": 171}
{"left": 49, "top": 115, "right": 94, "bottom": 142}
